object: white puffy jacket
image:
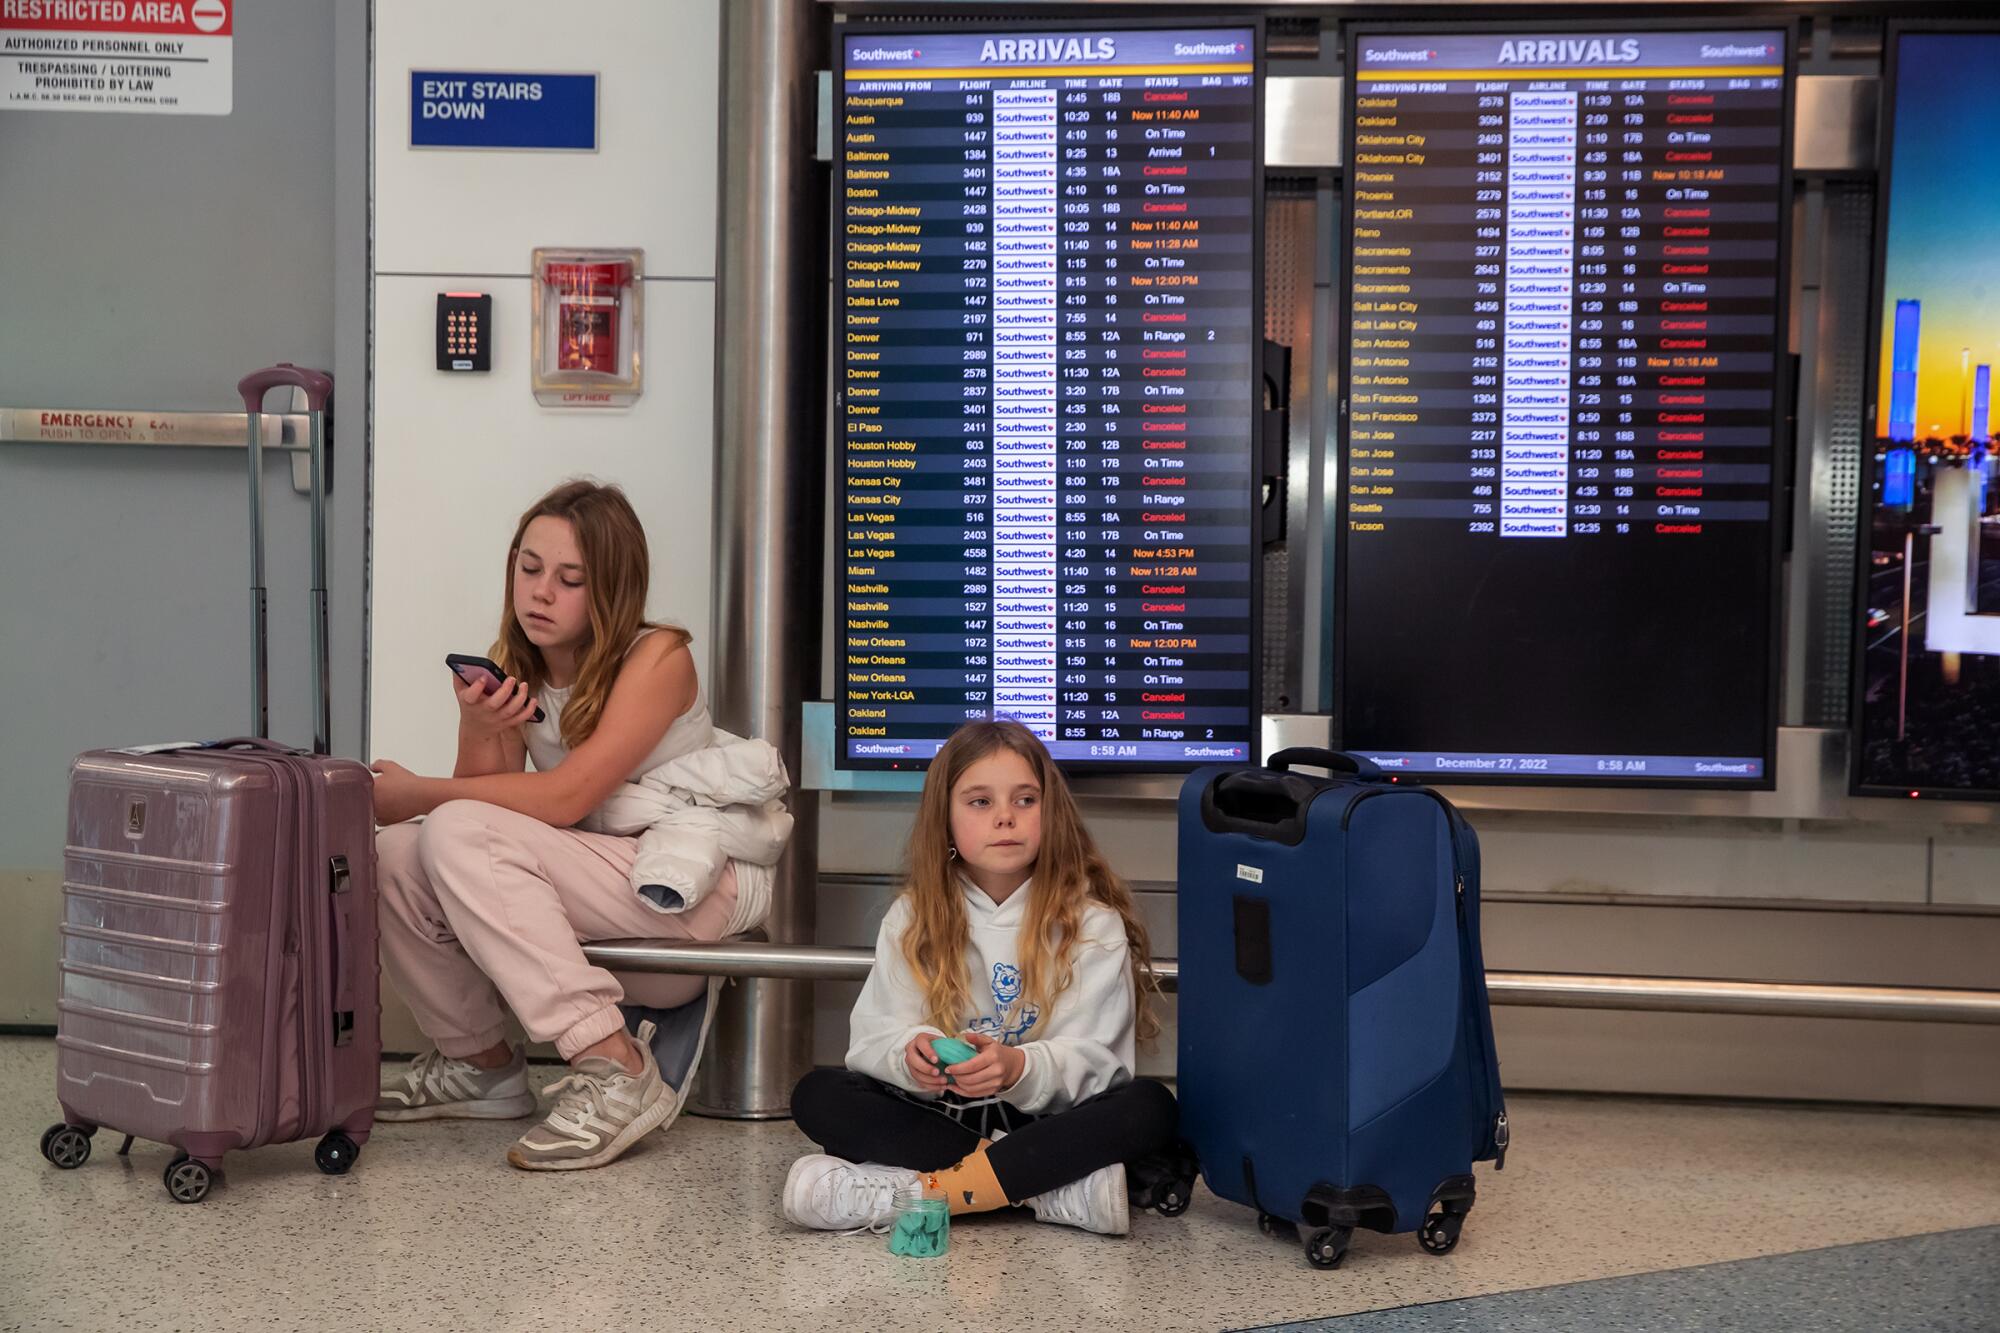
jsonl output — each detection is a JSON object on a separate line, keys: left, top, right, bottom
{"left": 577, "top": 729, "right": 792, "bottom": 939}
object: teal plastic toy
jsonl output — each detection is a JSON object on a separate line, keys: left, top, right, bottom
{"left": 888, "top": 1196, "right": 950, "bottom": 1258}
{"left": 930, "top": 1036, "right": 978, "bottom": 1067}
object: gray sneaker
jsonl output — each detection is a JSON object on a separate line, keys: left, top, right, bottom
{"left": 506, "top": 1020, "right": 672, "bottom": 1171}
{"left": 376, "top": 1046, "right": 536, "bottom": 1122}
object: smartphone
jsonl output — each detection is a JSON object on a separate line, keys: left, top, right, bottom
{"left": 445, "top": 653, "right": 546, "bottom": 724}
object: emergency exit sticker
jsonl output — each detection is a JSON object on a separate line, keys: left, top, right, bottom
{"left": 1, "top": 0, "right": 232, "bottom": 116}
{"left": 410, "top": 70, "right": 598, "bottom": 151}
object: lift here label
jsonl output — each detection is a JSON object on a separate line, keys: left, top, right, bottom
{"left": 410, "top": 70, "right": 598, "bottom": 151}
{"left": 1, "top": 0, "right": 232, "bottom": 116}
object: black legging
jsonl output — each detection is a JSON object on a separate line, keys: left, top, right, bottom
{"left": 791, "top": 1068, "right": 1180, "bottom": 1202}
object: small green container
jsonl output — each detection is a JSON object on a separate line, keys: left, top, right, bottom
{"left": 887, "top": 1186, "right": 950, "bottom": 1258}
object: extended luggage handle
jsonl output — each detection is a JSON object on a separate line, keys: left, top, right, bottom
{"left": 237, "top": 364, "right": 333, "bottom": 415}
{"left": 1266, "top": 748, "right": 1386, "bottom": 780}
{"left": 238, "top": 363, "right": 332, "bottom": 756}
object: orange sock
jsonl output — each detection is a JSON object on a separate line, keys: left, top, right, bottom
{"left": 924, "top": 1140, "right": 1011, "bottom": 1215}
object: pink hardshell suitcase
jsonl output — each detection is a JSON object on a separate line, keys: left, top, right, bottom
{"left": 39, "top": 366, "right": 381, "bottom": 1204}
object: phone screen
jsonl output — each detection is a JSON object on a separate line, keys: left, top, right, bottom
{"left": 452, "top": 663, "right": 503, "bottom": 692}
{"left": 448, "top": 655, "right": 545, "bottom": 724}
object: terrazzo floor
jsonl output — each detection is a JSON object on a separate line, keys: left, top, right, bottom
{"left": 4, "top": 1037, "right": 1997, "bottom": 1332}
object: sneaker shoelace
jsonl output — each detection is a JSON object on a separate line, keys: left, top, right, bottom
{"left": 396, "top": 1048, "right": 454, "bottom": 1102}
{"left": 539, "top": 1070, "right": 617, "bottom": 1136}
{"left": 828, "top": 1173, "right": 905, "bottom": 1236}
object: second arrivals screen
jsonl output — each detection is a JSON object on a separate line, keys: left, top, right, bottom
{"left": 1337, "top": 27, "right": 1790, "bottom": 783}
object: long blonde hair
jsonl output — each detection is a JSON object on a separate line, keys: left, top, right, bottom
{"left": 899, "top": 721, "right": 1160, "bottom": 1043}
{"left": 491, "top": 479, "right": 687, "bottom": 749}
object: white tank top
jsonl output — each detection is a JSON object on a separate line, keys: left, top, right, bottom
{"left": 522, "top": 626, "right": 713, "bottom": 780}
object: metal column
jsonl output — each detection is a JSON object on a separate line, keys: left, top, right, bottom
{"left": 692, "top": 0, "right": 825, "bottom": 1119}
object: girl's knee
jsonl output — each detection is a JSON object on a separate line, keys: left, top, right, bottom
{"left": 790, "top": 1067, "right": 857, "bottom": 1136}
{"left": 413, "top": 799, "right": 504, "bottom": 878}
{"left": 1130, "top": 1077, "right": 1181, "bottom": 1140}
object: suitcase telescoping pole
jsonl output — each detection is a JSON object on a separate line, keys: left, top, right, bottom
{"left": 236, "top": 364, "right": 334, "bottom": 755}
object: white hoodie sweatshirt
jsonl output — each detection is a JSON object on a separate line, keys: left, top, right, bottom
{"left": 845, "top": 878, "right": 1137, "bottom": 1115}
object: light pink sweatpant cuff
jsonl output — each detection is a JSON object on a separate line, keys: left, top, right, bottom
{"left": 554, "top": 1004, "right": 632, "bottom": 1061}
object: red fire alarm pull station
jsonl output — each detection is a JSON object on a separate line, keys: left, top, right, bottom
{"left": 531, "top": 247, "right": 643, "bottom": 407}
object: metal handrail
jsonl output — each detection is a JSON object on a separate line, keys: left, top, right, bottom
{"left": 581, "top": 942, "right": 2000, "bottom": 1026}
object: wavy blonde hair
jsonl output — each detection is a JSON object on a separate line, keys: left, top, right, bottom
{"left": 491, "top": 479, "right": 687, "bottom": 749}
{"left": 899, "top": 721, "right": 1160, "bottom": 1043}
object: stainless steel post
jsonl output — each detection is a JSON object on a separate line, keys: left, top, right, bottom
{"left": 692, "top": 0, "right": 824, "bottom": 1119}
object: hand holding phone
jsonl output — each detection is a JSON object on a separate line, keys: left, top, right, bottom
{"left": 446, "top": 653, "right": 546, "bottom": 728}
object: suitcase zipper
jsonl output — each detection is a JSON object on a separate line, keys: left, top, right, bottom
{"left": 1452, "top": 851, "right": 1508, "bottom": 1170}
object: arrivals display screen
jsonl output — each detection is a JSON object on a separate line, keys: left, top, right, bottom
{"left": 835, "top": 24, "right": 1263, "bottom": 770}
{"left": 1854, "top": 27, "right": 2000, "bottom": 798}
{"left": 1336, "top": 25, "right": 1791, "bottom": 785}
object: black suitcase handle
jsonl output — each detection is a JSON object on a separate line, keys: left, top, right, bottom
{"left": 1266, "top": 747, "right": 1385, "bottom": 780}
{"left": 1200, "top": 749, "right": 1386, "bottom": 845}
{"left": 1201, "top": 770, "right": 1319, "bottom": 845}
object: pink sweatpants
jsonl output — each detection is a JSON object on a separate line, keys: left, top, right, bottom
{"left": 377, "top": 799, "right": 740, "bottom": 1061}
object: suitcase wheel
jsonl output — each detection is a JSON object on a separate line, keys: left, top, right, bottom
{"left": 164, "top": 1155, "right": 213, "bottom": 1204}
{"left": 1153, "top": 1181, "right": 1192, "bottom": 1217}
{"left": 314, "top": 1131, "right": 360, "bottom": 1176}
{"left": 1257, "top": 1211, "right": 1298, "bottom": 1239}
{"left": 40, "top": 1124, "right": 92, "bottom": 1170}
{"left": 1304, "top": 1225, "right": 1351, "bottom": 1270}
{"left": 1418, "top": 1212, "right": 1464, "bottom": 1255}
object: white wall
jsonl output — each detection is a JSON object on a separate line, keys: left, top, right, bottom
{"left": 370, "top": 0, "right": 721, "bottom": 781}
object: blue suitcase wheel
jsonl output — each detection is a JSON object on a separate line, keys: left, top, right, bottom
{"left": 164, "top": 1155, "right": 212, "bottom": 1204}
{"left": 1419, "top": 1213, "right": 1463, "bottom": 1255}
{"left": 41, "top": 1124, "right": 91, "bottom": 1170}
{"left": 1305, "top": 1225, "right": 1351, "bottom": 1270}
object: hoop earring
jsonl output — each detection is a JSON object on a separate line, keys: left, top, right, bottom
{"left": 947, "top": 846, "right": 958, "bottom": 861}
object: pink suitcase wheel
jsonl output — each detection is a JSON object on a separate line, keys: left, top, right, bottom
{"left": 164, "top": 1155, "right": 213, "bottom": 1204}
{"left": 314, "top": 1132, "right": 359, "bottom": 1175}
{"left": 40, "top": 1124, "right": 92, "bottom": 1170}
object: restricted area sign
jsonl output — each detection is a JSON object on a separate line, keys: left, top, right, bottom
{"left": 2, "top": 0, "right": 233, "bottom": 116}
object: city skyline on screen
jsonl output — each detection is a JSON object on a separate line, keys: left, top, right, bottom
{"left": 1876, "top": 31, "right": 2000, "bottom": 444}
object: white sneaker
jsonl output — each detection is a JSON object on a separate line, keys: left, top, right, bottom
{"left": 375, "top": 1046, "right": 536, "bottom": 1122}
{"left": 1025, "top": 1162, "right": 1130, "bottom": 1236}
{"left": 506, "top": 1020, "right": 672, "bottom": 1171}
{"left": 783, "top": 1154, "right": 920, "bottom": 1232}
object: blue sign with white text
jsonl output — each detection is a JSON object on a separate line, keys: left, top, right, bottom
{"left": 410, "top": 71, "right": 597, "bottom": 151}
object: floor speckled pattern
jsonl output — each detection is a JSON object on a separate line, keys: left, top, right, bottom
{"left": 1249, "top": 1226, "right": 2000, "bottom": 1332}
{"left": 4, "top": 1037, "right": 1997, "bottom": 1332}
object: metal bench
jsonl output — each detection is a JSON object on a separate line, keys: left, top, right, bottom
{"left": 583, "top": 941, "right": 2000, "bottom": 1024}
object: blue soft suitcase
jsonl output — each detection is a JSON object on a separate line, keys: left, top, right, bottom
{"left": 1175, "top": 747, "right": 1508, "bottom": 1268}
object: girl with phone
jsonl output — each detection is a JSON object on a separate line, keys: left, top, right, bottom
{"left": 369, "top": 480, "right": 767, "bottom": 1171}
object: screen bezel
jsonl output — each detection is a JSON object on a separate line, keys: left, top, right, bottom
{"left": 1331, "top": 16, "right": 1797, "bottom": 791}
{"left": 831, "top": 14, "right": 1268, "bottom": 775}
{"left": 1849, "top": 19, "right": 2000, "bottom": 801}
